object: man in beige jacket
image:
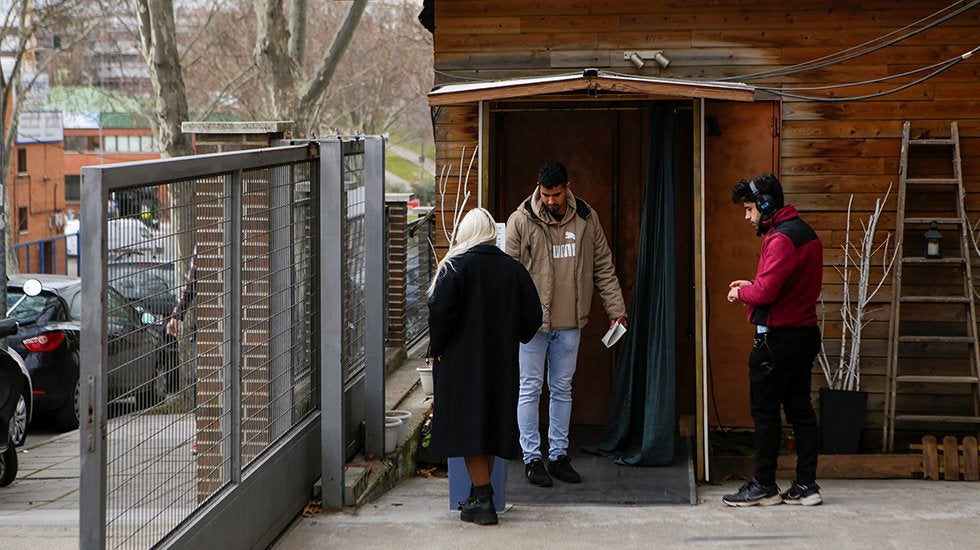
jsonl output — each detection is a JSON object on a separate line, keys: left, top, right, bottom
{"left": 505, "top": 160, "right": 627, "bottom": 487}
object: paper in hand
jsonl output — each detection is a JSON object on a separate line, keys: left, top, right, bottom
{"left": 602, "top": 320, "right": 627, "bottom": 348}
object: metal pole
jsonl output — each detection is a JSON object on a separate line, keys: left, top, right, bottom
{"left": 79, "top": 165, "right": 108, "bottom": 549}
{"left": 320, "top": 138, "right": 345, "bottom": 509}
{"left": 363, "top": 137, "right": 385, "bottom": 458}
{"left": 225, "top": 170, "right": 243, "bottom": 483}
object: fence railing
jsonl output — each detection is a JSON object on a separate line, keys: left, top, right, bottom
{"left": 81, "top": 145, "right": 323, "bottom": 549}
{"left": 14, "top": 233, "right": 80, "bottom": 276}
{"left": 79, "top": 137, "right": 395, "bottom": 548}
{"left": 404, "top": 208, "right": 435, "bottom": 348}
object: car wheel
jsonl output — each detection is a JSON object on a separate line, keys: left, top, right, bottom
{"left": 12, "top": 392, "right": 28, "bottom": 447}
{"left": 137, "top": 362, "right": 166, "bottom": 409}
{"left": 52, "top": 381, "right": 80, "bottom": 432}
{"left": 0, "top": 444, "right": 16, "bottom": 487}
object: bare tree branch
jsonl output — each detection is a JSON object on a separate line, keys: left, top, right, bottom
{"left": 294, "top": 0, "right": 366, "bottom": 123}
{"left": 818, "top": 187, "right": 898, "bottom": 391}
{"left": 287, "top": 0, "right": 307, "bottom": 65}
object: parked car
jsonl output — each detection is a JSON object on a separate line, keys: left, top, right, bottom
{"left": 107, "top": 218, "right": 172, "bottom": 261}
{"left": 6, "top": 274, "right": 168, "bottom": 431}
{"left": 0, "top": 313, "right": 32, "bottom": 448}
{"left": 0, "top": 316, "right": 32, "bottom": 487}
{"left": 108, "top": 261, "right": 182, "bottom": 391}
{"left": 107, "top": 261, "right": 178, "bottom": 319}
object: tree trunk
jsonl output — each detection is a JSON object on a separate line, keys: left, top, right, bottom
{"left": 288, "top": 0, "right": 307, "bottom": 67}
{"left": 136, "top": 0, "right": 195, "bottom": 408}
{"left": 255, "top": 0, "right": 368, "bottom": 136}
{"left": 135, "top": 0, "right": 192, "bottom": 159}
{"left": 254, "top": 0, "right": 301, "bottom": 120}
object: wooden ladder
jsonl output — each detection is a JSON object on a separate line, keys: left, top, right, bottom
{"left": 883, "top": 121, "right": 980, "bottom": 452}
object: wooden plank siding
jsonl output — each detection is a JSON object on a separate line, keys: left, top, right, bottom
{"left": 429, "top": 0, "right": 980, "bottom": 452}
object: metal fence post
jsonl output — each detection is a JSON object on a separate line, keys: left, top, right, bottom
{"left": 225, "top": 170, "right": 244, "bottom": 483}
{"left": 320, "top": 138, "right": 345, "bottom": 508}
{"left": 79, "top": 166, "right": 108, "bottom": 550}
{"left": 363, "top": 136, "right": 385, "bottom": 458}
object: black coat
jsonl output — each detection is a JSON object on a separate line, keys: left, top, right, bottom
{"left": 427, "top": 244, "right": 541, "bottom": 459}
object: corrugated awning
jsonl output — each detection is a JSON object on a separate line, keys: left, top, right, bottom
{"left": 427, "top": 69, "right": 756, "bottom": 105}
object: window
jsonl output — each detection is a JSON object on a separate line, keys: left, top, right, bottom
{"left": 140, "top": 135, "right": 154, "bottom": 152}
{"left": 104, "top": 135, "right": 117, "bottom": 152}
{"left": 65, "top": 175, "right": 81, "bottom": 202}
{"left": 17, "top": 148, "right": 27, "bottom": 173}
{"left": 17, "top": 207, "right": 28, "bottom": 233}
{"left": 64, "top": 136, "right": 89, "bottom": 151}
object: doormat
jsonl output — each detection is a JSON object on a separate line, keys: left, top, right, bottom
{"left": 505, "top": 426, "right": 694, "bottom": 505}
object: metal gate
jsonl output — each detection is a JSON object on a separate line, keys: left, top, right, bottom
{"left": 80, "top": 138, "right": 385, "bottom": 548}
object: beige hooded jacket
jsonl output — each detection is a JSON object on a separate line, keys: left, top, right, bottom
{"left": 505, "top": 188, "right": 626, "bottom": 331}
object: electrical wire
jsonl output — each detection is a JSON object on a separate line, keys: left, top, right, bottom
{"left": 756, "top": 48, "right": 975, "bottom": 101}
{"left": 715, "top": 0, "right": 980, "bottom": 82}
{"left": 769, "top": 46, "right": 978, "bottom": 91}
{"left": 433, "top": 69, "right": 493, "bottom": 82}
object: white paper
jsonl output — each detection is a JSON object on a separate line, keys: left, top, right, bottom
{"left": 602, "top": 321, "right": 627, "bottom": 348}
{"left": 495, "top": 222, "right": 507, "bottom": 250}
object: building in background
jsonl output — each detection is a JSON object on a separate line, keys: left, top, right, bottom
{"left": 10, "top": 110, "right": 66, "bottom": 273}
{"left": 61, "top": 111, "right": 160, "bottom": 219}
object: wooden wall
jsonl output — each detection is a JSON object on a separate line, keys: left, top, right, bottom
{"left": 430, "top": 0, "right": 980, "bottom": 452}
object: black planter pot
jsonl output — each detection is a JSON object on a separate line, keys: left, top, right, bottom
{"left": 819, "top": 388, "right": 868, "bottom": 454}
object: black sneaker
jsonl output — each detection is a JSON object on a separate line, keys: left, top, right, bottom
{"left": 547, "top": 455, "right": 582, "bottom": 484}
{"left": 525, "top": 458, "right": 553, "bottom": 487}
{"left": 459, "top": 494, "right": 498, "bottom": 525}
{"left": 722, "top": 479, "right": 782, "bottom": 507}
{"left": 781, "top": 480, "right": 822, "bottom": 506}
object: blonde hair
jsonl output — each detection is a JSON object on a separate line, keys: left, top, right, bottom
{"left": 427, "top": 208, "right": 498, "bottom": 296}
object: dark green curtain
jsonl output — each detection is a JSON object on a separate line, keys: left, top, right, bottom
{"left": 587, "top": 104, "right": 677, "bottom": 466}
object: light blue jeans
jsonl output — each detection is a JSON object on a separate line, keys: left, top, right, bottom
{"left": 517, "top": 328, "right": 581, "bottom": 463}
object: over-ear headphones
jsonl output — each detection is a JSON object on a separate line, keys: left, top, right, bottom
{"left": 749, "top": 180, "right": 775, "bottom": 219}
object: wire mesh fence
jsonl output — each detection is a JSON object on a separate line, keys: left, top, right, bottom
{"left": 404, "top": 209, "right": 435, "bottom": 347}
{"left": 342, "top": 150, "right": 367, "bottom": 382}
{"left": 80, "top": 138, "right": 398, "bottom": 548}
{"left": 85, "top": 146, "right": 321, "bottom": 548}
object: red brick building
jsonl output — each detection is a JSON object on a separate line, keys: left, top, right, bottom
{"left": 9, "top": 110, "right": 66, "bottom": 272}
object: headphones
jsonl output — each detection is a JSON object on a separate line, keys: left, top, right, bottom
{"left": 749, "top": 180, "right": 776, "bottom": 219}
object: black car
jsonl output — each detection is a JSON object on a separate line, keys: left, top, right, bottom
{"left": 0, "top": 319, "right": 31, "bottom": 448}
{"left": 108, "top": 261, "right": 182, "bottom": 391}
{"left": 6, "top": 274, "right": 168, "bottom": 431}
{"left": 107, "top": 261, "right": 178, "bottom": 319}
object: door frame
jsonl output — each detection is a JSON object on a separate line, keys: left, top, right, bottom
{"left": 476, "top": 98, "right": 714, "bottom": 479}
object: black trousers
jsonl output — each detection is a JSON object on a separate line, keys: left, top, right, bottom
{"left": 748, "top": 326, "right": 821, "bottom": 486}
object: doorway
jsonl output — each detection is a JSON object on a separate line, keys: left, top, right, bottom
{"left": 490, "top": 102, "right": 696, "bottom": 428}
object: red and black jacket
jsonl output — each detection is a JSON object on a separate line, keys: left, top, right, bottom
{"left": 738, "top": 205, "right": 823, "bottom": 328}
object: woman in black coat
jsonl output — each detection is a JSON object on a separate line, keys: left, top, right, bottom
{"left": 427, "top": 208, "right": 541, "bottom": 525}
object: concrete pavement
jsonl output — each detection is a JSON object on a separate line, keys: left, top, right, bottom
{"left": 5, "top": 387, "right": 980, "bottom": 550}
{"left": 273, "top": 476, "right": 980, "bottom": 549}
{"left": 0, "top": 428, "right": 80, "bottom": 549}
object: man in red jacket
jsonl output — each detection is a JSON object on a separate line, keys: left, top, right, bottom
{"left": 723, "top": 173, "right": 824, "bottom": 507}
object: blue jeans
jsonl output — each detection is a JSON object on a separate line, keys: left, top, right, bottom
{"left": 517, "top": 329, "right": 581, "bottom": 463}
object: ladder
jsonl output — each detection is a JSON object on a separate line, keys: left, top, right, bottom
{"left": 884, "top": 121, "right": 980, "bottom": 452}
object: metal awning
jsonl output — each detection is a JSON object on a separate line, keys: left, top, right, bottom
{"left": 427, "top": 69, "right": 756, "bottom": 105}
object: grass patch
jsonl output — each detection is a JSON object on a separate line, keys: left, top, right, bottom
{"left": 386, "top": 152, "right": 426, "bottom": 183}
